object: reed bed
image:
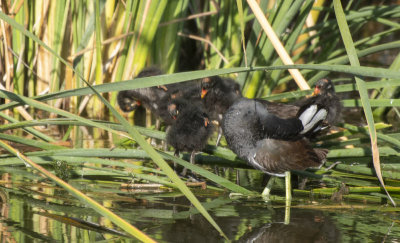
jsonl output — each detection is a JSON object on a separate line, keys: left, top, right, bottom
{"left": 0, "top": 0, "right": 400, "bottom": 241}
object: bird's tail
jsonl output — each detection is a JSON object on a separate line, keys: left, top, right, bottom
{"left": 298, "top": 105, "right": 328, "bottom": 135}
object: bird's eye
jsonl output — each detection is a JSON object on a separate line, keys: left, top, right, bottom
{"left": 201, "top": 77, "right": 213, "bottom": 89}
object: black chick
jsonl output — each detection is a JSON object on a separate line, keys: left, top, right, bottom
{"left": 168, "top": 84, "right": 203, "bottom": 108}
{"left": 117, "top": 67, "right": 164, "bottom": 112}
{"left": 222, "top": 98, "right": 328, "bottom": 197}
{"left": 117, "top": 67, "right": 201, "bottom": 125}
{"left": 257, "top": 78, "right": 341, "bottom": 137}
{"left": 166, "top": 99, "right": 214, "bottom": 175}
{"left": 200, "top": 76, "right": 242, "bottom": 145}
{"left": 201, "top": 76, "right": 242, "bottom": 121}
{"left": 297, "top": 78, "right": 342, "bottom": 125}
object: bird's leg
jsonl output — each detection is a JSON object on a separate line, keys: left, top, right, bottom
{"left": 162, "top": 126, "right": 171, "bottom": 151}
{"left": 213, "top": 127, "right": 223, "bottom": 173}
{"left": 190, "top": 151, "right": 196, "bottom": 165}
{"left": 285, "top": 171, "right": 292, "bottom": 201}
{"left": 261, "top": 176, "right": 276, "bottom": 199}
{"left": 173, "top": 150, "right": 179, "bottom": 172}
{"left": 181, "top": 151, "right": 196, "bottom": 177}
{"left": 324, "top": 161, "right": 341, "bottom": 171}
{"left": 284, "top": 171, "right": 292, "bottom": 224}
{"left": 151, "top": 119, "right": 161, "bottom": 147}
{"left": 190, "top": 151, "right": 197, "bottom": 177}
{"left": 284, "top": 193, "right": 291, "bottom": 225}
{"left": 182, "top": 151, "right": 199, "bottom": 182}
{"left": 215, "top": 126, "right": 223, "bottom": 146}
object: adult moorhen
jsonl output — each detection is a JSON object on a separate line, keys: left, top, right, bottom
{"left": 166, "top": 98, "right": 214, "bottom": 175}
{"left": 222, "top": 97, "right": 328, "bottom": 199}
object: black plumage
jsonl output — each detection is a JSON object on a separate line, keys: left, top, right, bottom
{"left": 256, "top": 78, "right": 341, "bottom": 137}
{"left": 201, "top": 76, "right": 242, "bottom": 121}
{"left": 166, "top": 99, "right": 214, "bottom": 171}
{"left": 117, "top": 67, "right": 164, "bottom": 113}
{"left": 222, "top": 98, "right": 328, "bottom": 177}
{"left": 200, "top": 76, "right": 242, "bottom": 145}
{"left": 117, "top": 67, "right": 200, "bottom": 125}
{"left": 297, "top": 78, "right": 342, "bottom": 125}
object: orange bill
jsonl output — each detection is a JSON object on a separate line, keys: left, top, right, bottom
{"left": 204, "top": 117, "right": 210, "bottom": 127}
{"left": 201, "top": 88, "right": 208, "bottom": 98}
{"left": 312, "top": 86, "right": 320, "bottom": 96}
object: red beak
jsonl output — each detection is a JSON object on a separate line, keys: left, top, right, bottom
{"left": 204, "top": 118, "right": 209, "bottom": 127}
{"left": 312, "top": 87, "right": 320, "bottom": 96}
{"left": 201, "top": 88, "right": 208, "bottom": 98}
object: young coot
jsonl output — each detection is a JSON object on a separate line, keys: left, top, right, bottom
{"left": 222, "top": 98, "right": 328, "bottom": 198}
{"left": 166, "top": 99, "right": 214, "bottom": 175}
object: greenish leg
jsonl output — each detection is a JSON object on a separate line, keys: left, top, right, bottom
{"left": 284, "top": 171, "right": 292, "bottom": 224}
{"left": 285, "top": 171, "right": 292, "bottom": 201}
{"left": 284, "top": 195, "right": 291, "bottom": 225}
{"left": 261, "top": 176, "right": 277, "bottom": 198}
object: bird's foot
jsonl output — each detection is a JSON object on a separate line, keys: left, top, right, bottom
{"left": 324, "top": 161, "right": 342, "bottom": 171}
{"left": 261, "top": 187, "right": 272, "bottom": 202}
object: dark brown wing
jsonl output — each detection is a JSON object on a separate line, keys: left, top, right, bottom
{"left": 255, "top": 99, "right": 299, "bottom": 119}
{"left": 252, "top": 138, "right": 328, "bottom": 174}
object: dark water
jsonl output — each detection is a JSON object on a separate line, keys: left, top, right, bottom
{"left": 0, "top": 171, "right": 399, "bottom": 243}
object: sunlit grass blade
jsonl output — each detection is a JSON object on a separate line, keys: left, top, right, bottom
{"left": 159, "top": 151, "right": 257, "bottom": 196}
{"left": 343, "top": 99, "right": 400, "bottom": 107}
{"left": 0, "top": 118, "right": 166, "bottom": 140}
{"left": 0, "top": 140, "right": 156, "bottom": 242}
{"left": 278, "top": 40, "right": 400, "bottom": 86}
{"left": 342, "top": 123, "right": 400, "bottom": 150}
{"left": 246, "top": 0, "right": 309, "bottom": 91}
{"left": 0, "top": 89, "right": 128, "bottom": 138}
{"left": 0, "top": 155, "right": 164, "bottom": 175}
{"left": 333, "top": 0, "right": 395, "bottom": 206}
{"left": 93, "top": 0, "right": 103, "bottom": 115}
{"left": 48, "top": 0, "right": 70, "bottom": 94}
{"left": 237, "top": 0, "right": 247, "bottom": 67}
{"left": 1, "top": 64, "right": 399, "bottom": 113}
{"left": 11, "top": 147, "right": 255, "bottom": 196}
{"left": 0, "top": 12, "right": 228, "bottom": 238}
{"left": 0, "top": 111, "right": 55, "bottom": 142}
{"left": 0, "top": 133, "right": 65, "bottom": 150}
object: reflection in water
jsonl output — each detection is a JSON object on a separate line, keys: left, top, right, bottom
{"left": 152, "top": 200, "right": 341, "bottom": 243}
{"left": 0, "top": 176, "right": 399, "bottom": 242}
{"left": 237, "top": 209, "right": 340, "bottom": 243}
